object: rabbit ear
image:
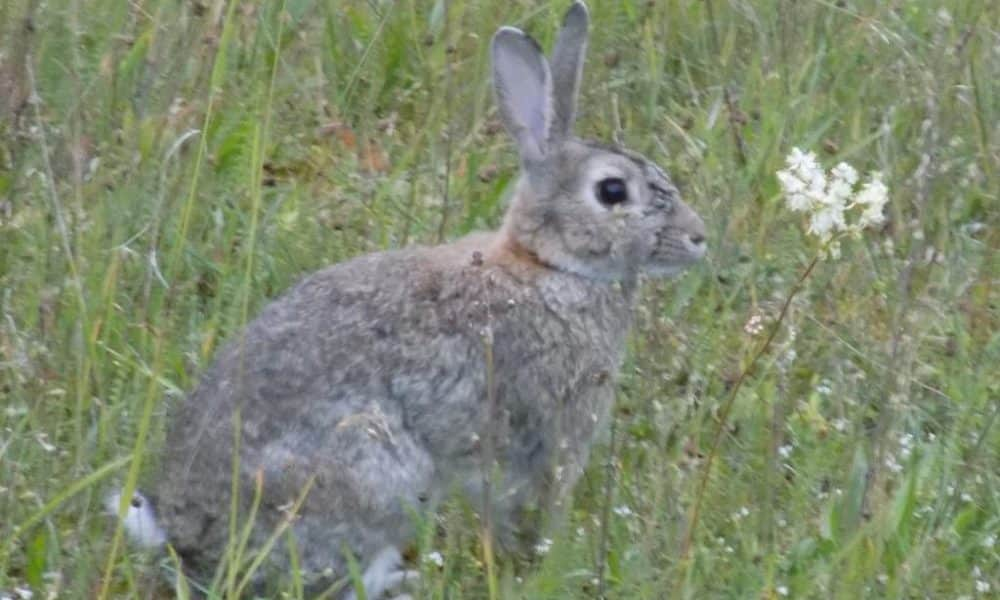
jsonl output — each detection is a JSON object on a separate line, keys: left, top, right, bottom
{"left": 549, "top": 1, "right": 589, "bottom": 142}
{"left": 492, "top": 26, "right": 553, "bottom": 165}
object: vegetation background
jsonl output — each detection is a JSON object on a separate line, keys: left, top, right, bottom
{"left": 0, "top": 0, "right": 996, "bottom": 598}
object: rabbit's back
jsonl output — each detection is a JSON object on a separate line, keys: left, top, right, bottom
{"left": 155, "top": 230, "right": 633, "bottom": 578}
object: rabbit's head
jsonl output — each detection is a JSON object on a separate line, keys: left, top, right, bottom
{"left": 493, "top": 2, "right": 707, "bottom": 282}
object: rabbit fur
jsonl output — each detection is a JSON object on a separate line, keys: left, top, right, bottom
{"left": 122, "top": 1, "right": 707, "bottom": 597}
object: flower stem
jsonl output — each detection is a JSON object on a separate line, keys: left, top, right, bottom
{"left": 676, "top": 252, "right": 822, "bottom": 582}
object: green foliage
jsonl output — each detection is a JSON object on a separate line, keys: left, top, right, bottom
{"left": 0, "top": 0, "right": 997, "bottom": 598}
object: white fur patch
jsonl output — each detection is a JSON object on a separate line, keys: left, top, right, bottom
{"left": 106, "top": 490, "right": 166, "bottom": 548}
{"left": 346, "top": 546, "right": 418, "bottom": 600}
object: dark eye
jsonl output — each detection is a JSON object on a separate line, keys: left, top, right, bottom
{"left": 596, "top": 177, "right": 628, "bottom": 206}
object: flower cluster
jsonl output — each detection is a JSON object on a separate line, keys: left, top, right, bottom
{"left": 777, "top": 147, "right": 889, "bottom": 254}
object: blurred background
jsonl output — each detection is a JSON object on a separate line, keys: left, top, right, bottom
{"left": 0, "top": 1, "right": 996, "bottom": 598}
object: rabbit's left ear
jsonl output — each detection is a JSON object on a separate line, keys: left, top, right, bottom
{"left": 549, "top": 1, "right": 589, "bottom": 142}
{"left": 492, "top": 27, "right": 553, "bottom": 166}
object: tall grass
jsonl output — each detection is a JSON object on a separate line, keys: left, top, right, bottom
{"left": 1, "top": 0, "right": 997, "bottom": 598}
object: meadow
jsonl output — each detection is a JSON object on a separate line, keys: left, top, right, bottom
{"left": 0, "top": 0, "right": 997, "bottom": 598}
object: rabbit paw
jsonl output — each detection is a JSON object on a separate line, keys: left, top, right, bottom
{"left": 346, "top": 547, "right": 419, "bottom": 600}
{"left": 382, "top": 569, "right": 420, "bottom": 599}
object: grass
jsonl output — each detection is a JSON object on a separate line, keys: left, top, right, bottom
{"left": 1, "top": 0, "right": 997, "bottom": 598}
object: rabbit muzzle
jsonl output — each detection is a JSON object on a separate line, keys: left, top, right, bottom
{"left": 644, "top": 199, "right": 707, "bottom": 277}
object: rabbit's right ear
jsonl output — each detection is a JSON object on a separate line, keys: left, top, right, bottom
{"left": 549, "top": 2, "right": 589, "bottom": 142}
{"left": 492, "top": 27, "right": 553, "bottom": 166}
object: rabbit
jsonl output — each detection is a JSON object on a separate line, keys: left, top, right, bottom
{"left": 113, "top": 1, "right": 707, "bottom": 597}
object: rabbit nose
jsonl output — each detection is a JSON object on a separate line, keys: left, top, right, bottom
{"left": 688, "top": 213, "right": 707, "bottom": 244}
{"left": 684, "top": 212, "right": 708, "bottom": 257}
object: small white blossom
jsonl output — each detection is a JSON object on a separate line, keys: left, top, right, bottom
{"left": 786, "top": 147, "right": 823, "bottom": 176}
{"left": 534, "top": 537, "right": 553, "bottom": 556}
{"left": 855, "top": 173, "right": 889, "bottom": 228}
{"left": 898, "top": 432, "right": 915, "bottom": 459}
{"left": 613, "top": 505, "right": 634, "bottom": 518}
{"left": 777, "top": 149, "right": 889, "bottom": 249}
{"left": 885, "top": 455, "right": 903, "bottom": 474}
{"left": 982, "top": 534, "right": 996, "bottom": 549}
{"left": 831, "top": 162, "right": 859, "bottom": 186}
{"left": 776, "top": 584, "right": 789, "bottom": 596}
{"left": 778, "top": 444, "right": 793, "bottom": 459}
{"left": 976, "top": 579, "right": 991, "bottom": 594}
{"left": 744, "top": 314, "right": 765, "bottom": 336}
{"left": 424, "top": 551, "right": 444, "bottom": 567}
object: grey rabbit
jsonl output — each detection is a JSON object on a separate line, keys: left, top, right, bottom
{"left": 110, "top": 2, "right": 706, "bottom": 597}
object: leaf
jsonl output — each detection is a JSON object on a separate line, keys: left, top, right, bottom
{"left": 26, "top": 530, "right": 47, "bottom": 590}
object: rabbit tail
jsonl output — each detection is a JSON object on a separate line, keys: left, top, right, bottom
{"left": 106, "top": 489, "right": 167, "bottom": 549}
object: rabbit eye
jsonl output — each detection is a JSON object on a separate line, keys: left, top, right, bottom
{"left": 596, "top": 178, "right": 628, "bottom": 206}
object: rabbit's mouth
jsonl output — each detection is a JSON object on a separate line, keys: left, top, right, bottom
{"left": 642, "top": 226, "right": 707, "bottom": 278}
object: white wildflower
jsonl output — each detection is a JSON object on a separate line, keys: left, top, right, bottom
{"left": 808, "top": 202, "right": 847, "bottom": 240}
{"left": 613, "top": 505, "right": 634, "bottom": 518}
{"left": 786, "top": 146, "right": 822, "bottom": 175}
{"left": 534, "top": 537, "right": 553, "bottom": 556}
{"left": 776, "top": 584, "right": 789, "bottom": 596}
{"left": 744, "top": 313, "right": 765, "bottom": 336}
{"left": 777, "top": 170, "right": 810, "bottom": 211}
{"left": 778, "top": 444, "right": 793, "bottom": 459}
{"left": 976, "top": 579, "right": 991, "bottom": 594}
{"left": 885, "top": 455, "right": 903, "bottom": 474}
{"left": 777, "top": 147, "right": 826, "bottom": 213}
{"left": 831, "top": 162, "right": 859, "bottom": 186}
{"left": 899, "top": 433, "right": 915, "bottom": 459}
{"left": 982, "top": 534, "right": 996, "bottom": 549}
{"left": 777, "top": 149, "right": 890, "bottom": 250}
{"left": 424, "top": 551, "right": 444, "bottom": 567}
{"left": 855, "top": 172, "right": 889, "bottom": 228}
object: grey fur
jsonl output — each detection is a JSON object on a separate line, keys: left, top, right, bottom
{"left": 549, "top": 1, "right": 588, "bottom": 142}
{"left": 492, "top": 26, "right": 552, "bottom": 166}
{"left": 149, "top": 1, "right": 706, "bottom": 597}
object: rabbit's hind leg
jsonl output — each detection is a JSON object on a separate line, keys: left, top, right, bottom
{"left": 281, "top": 412, "right": 432, "bottom": 598}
